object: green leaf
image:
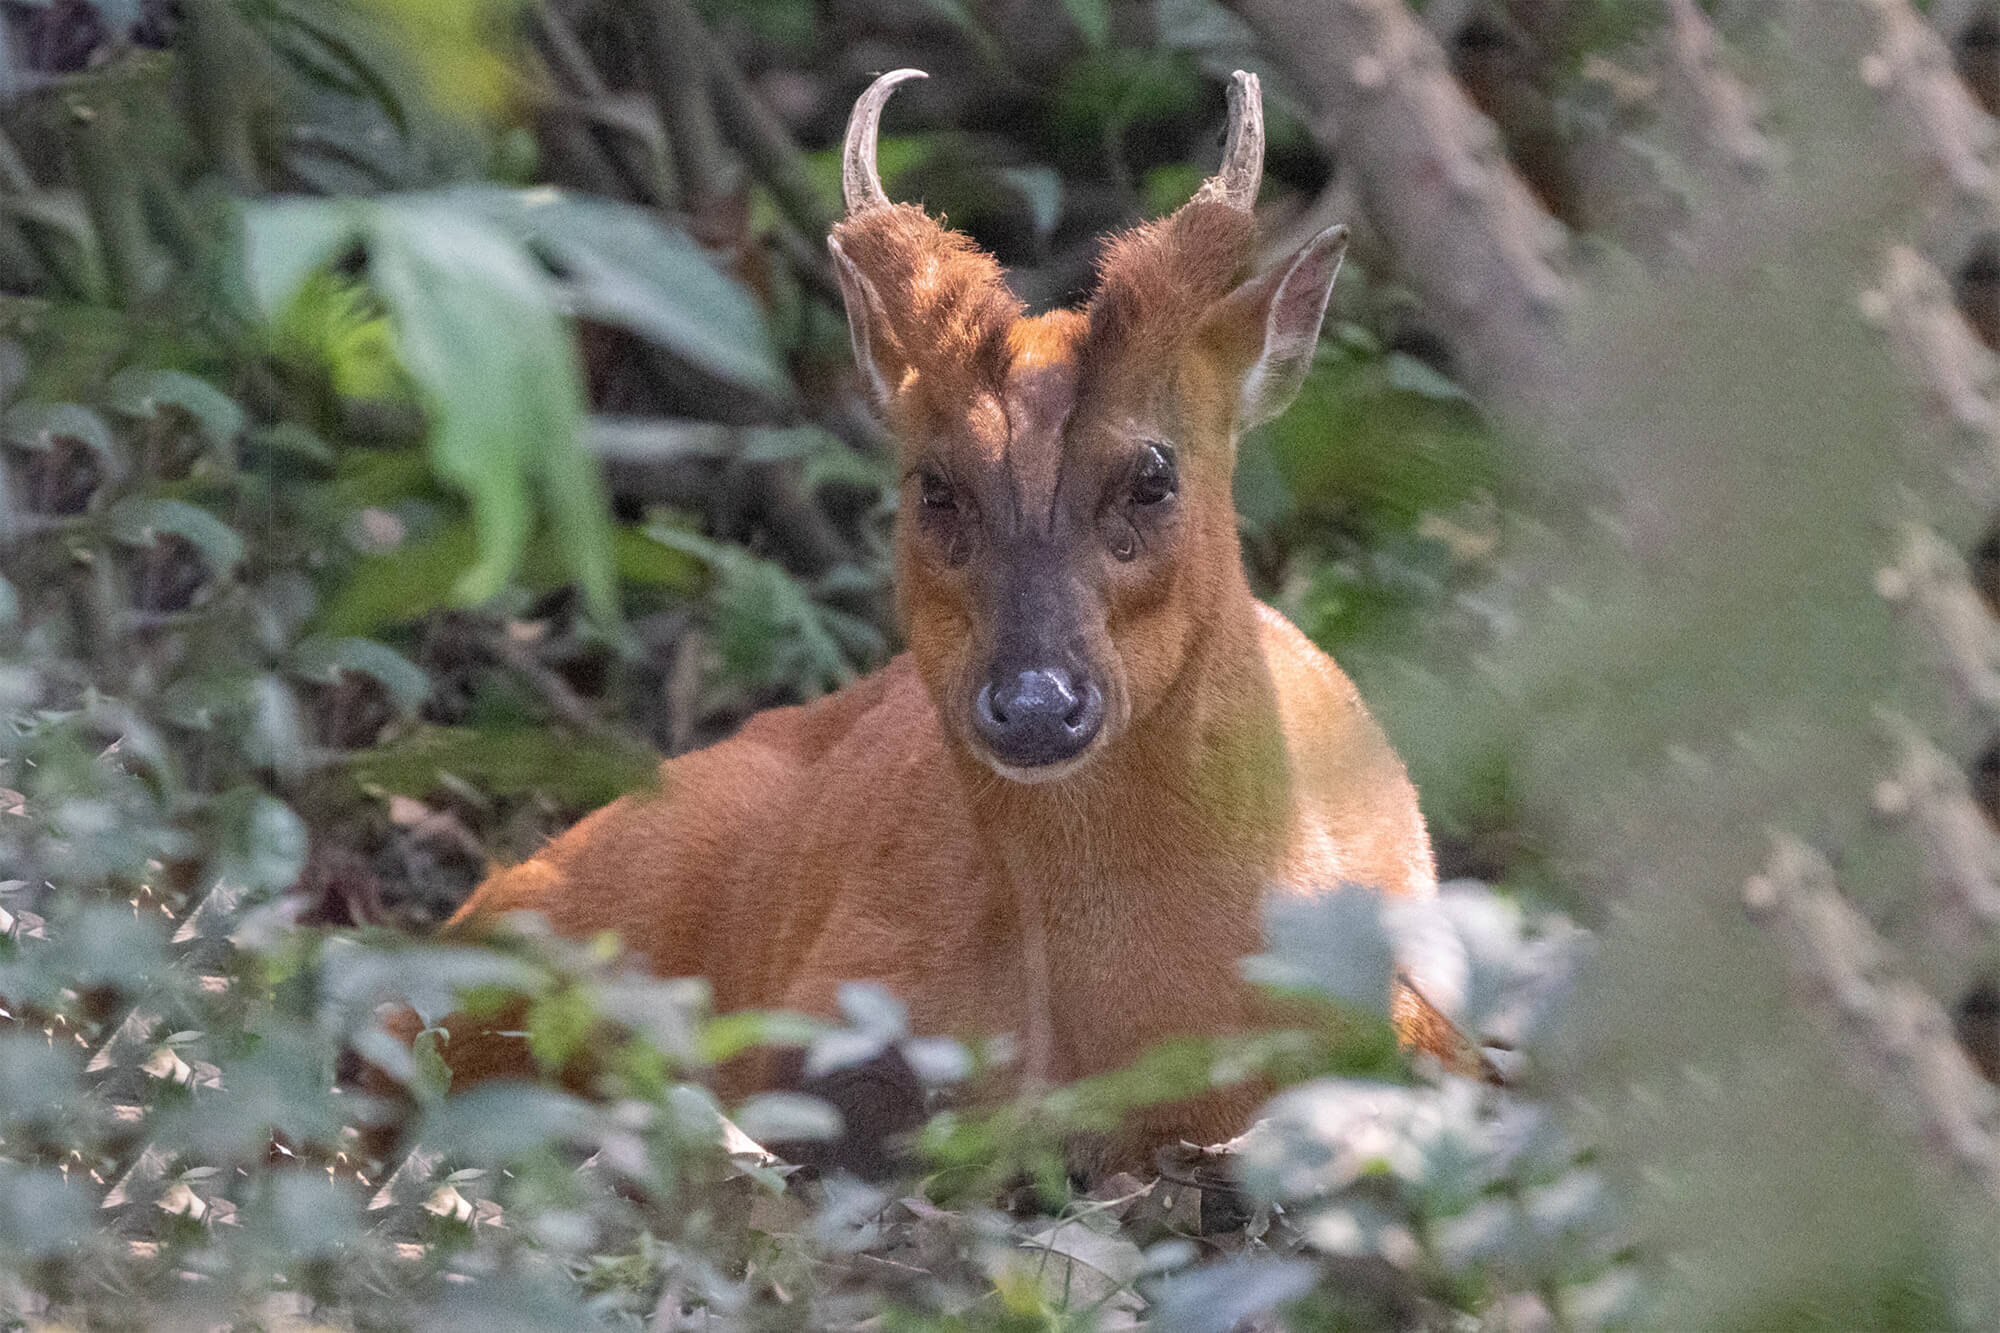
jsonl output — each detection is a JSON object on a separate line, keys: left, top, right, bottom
{"left": 214, "top": 787, "right": 308, "bottom": 892}
{"left": 292, "top": 635, "right": 431, "bottom": 713}
{"left": 1383, "top": 351, "right": 1472, "bottom": 403}
{"left": 349, "top": 726, "right": 655, "bottom": 807}
{"left": 244, "top": 673, "right": 310, "bottom": 779}
{"left": 610, "top": 525, "right": 703, "bottom": 590}
{"left": 245, "top": 421, "right": 337, "bottom": 469}
{"left": 3, "top": 401, "right": 126, "bottom": 478}
{"left": 450, "top": 186, "right": 792, "bottom": 402}
{"left": 239, "top": 196, "right": 366, "bottom": 316}
{"left": 318, "top": 523, "right": 475, "bottom": 638}
{"left": 1063, "top": 0, "right": 1110, "bottom": 46}
{"left": 108, "top": 496, "right": 246, "bottom": 576}
{"left": 697, "top": 1009, "right": 825, "bottom": 1065}
{"left": 733, "top": 1091, "right": 842, "bottom": 1144}
{"left": 105, "top": 368, "right": 247, "bottom": 453}
{"left": 367, "top": 201, "right": 615, "bottom": 623}
{"left": 526, "top": 986, "right": 597, "bottom": 1075}
{"left": 646, "top": 524, "right": 854, "bottom": 694}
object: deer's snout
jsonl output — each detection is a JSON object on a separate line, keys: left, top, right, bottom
{"left": 973, "top": 668, "right": 1104, "bottom": 770}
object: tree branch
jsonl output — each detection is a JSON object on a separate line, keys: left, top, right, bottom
{"left": 1862, "top": 0, "right": 2000, "bottom": 274}
{"left": 1874, "top": 717, "right": 2000, "bottom": 990}
{"left": 1225, "top": 0, "right": 1573, "bottom": 416}
{"left": 1658, "top": 0, "right": 1780, "bottom": 204}
{"left": 1744, "top": 834, "right": 2000, "bottom": 1199}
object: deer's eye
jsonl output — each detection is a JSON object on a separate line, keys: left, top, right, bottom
{"left": 1130, "top": 444, "right": 1177, "bottom": 506}
{"left": 918, "top": 472, "right": 958, "bottom": 512}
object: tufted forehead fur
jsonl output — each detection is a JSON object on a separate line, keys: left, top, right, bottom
{"left": 830, "top": 196, "right": 1256, "bottom": 416}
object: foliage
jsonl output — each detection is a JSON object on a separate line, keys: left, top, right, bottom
{"left": 11, "top": 0, "right": 2000, "bottom": 1327}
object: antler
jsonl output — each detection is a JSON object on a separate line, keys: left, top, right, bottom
{"left": 843, "top": 68, "right": 928, "bottom": 215}
{"left": 1192, "top": 71, "right": 1264, "bottom": 211}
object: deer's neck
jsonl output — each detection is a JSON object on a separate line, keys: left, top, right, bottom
{"left": 954, "top": 580, "right": 1288, "bottom": 1081}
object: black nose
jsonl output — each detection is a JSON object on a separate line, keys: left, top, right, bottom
{"left": 973, "top": 668, "right": 1104, "bottom": 769}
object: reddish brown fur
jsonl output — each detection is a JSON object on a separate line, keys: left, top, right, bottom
{"left": 830, "top": 203, "right": 1020, "bottom": 399}
{"left": 425, "top": 181, "right": 1452, "bottom": 1174}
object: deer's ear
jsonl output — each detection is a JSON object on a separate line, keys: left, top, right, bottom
{"left": 1200, "top": 223, "right": 1348, "bottom": 432}
{"left": 829, "top": 236, "right": 906, "bottom": 410}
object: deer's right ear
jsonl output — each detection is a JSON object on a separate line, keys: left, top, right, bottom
{"left": 829, "top": 236, "right": 905, "bottom": 411}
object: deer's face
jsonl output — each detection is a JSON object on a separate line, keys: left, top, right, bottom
{"left": 830, "top": 70, "right": 1346, "bottom": 782}
{"left": 884, "top": 317, "right": 1249, "bottom": 779}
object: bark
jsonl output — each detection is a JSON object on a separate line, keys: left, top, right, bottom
{"left": 1745, "top": 834, "right": 2000, "bottom": 1200}
{"left": 1861, "top": 0, "right": 2000, "bottom": 281}
{"left": 1226, "top": 0, "right": 1573, "bottom": 416}
{"left": 1875, "top": 719, "right": 2000, "bottom": 993}
{"left": 1657, "top": 0, "right": 1779, "bottom": 206}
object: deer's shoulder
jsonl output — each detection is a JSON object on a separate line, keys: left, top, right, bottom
{"left": 1253, "top": 602, "right": 1435, "bottom": 900}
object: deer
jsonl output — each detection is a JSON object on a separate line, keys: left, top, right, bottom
{"left": 408, "top": 69, "right": 1465, "bottom": 1177}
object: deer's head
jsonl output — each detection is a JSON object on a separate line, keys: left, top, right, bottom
{"left": 831, "top": 69, "right": 1346, "bottom": 783}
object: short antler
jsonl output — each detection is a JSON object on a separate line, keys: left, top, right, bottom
{"left": 843, "top": 69, "right": 928, "bottom": 215}
{"left": 1192, "top": 71, "right": 1263, "bottom": 211}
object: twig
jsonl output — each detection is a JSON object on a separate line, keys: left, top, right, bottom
{"left": 700, "top": 25, "right": 835, "bottom": 238}
{"left": 481, "top": 626, "right": 658, "bottom": 760}
{"left": 626, "top": 0, "right": 738, "bottom": 218}
{"left": 531, "top": 2, "right": 668, "bottom": 204}
{"left": 1744, "top": 833, "right": 2000, "bottom": 1200}
{"left": 1225, "top": 0, "right": 1573, "bottom": 417}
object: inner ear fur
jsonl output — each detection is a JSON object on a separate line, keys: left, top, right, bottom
{"left": 1197, "top": 223, "right": 1349, "bottom": 432}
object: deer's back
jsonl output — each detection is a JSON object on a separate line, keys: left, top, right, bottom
{"left": 449, "top": 656, "right": 998, "bottom": 1019}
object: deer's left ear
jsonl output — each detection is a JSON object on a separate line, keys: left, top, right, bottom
{"left": 1199, "top": 223, "right": 1348, "bottom": 432}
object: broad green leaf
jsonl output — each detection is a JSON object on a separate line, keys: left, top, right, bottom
{"left": 526, "top": 986, "right": 597, "bottom": 1074}
{"left": 244, "top": 673, "right": 310, "bottom": 779}
{"left": 3, "top": 401, "right": 126, "bottom": 478}
{"left": 733, "top": 1091, "right": 842, "bottom": 1144}
{"left": 108, "top": 496, "right": 246, "bottom": 576}
{"left": 320, "top": 521, "right": 684, "bottom": 637}
{"left": 105, "top": 367, "right": 247, "bottom": 454}
{"left": 418, "top": 1084, "right": 602, "bottom": 1161}
{"left": 318, "top": 524, "right": 475, "bottom": 637}
{"left": 214, "top": 786, "right": 308, "bottom": 892}
{"left": 609, "top": 525, "right": 702, "bottom": 590}
{"left": 1062, "top": 0, "right": 1110, "bottom": 46}
{"left": 1384, "top": 351, "right": 1473, "bottom": 403}
{"left": 349, "top": 725, "right": 655, "bottom": 807}
{"left": 697, "top": 1009, "right": 825, "bottom": 1065}
{"left": 240, "top": 196, "right": 366, "bottom": 316}
{"left": 367, "top": 201, "right": 615, "bottom": 623}
{"left": 292, "top": 635, "right": 431, "bottom": 713}
{"left": 245, "top": 421, "right": 337, "bottom": 469}
{"left": 259, "top": 1174, "right": 363, "bottom": 1262}
{"left": 58, "top": 903, "right": 168, "bottom": 988}
{"left": 450, "top": 186, "right": 792, "bottom": 402}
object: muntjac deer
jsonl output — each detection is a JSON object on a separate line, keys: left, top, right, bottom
{"left": 419, "top": 70, "right": 1462, "bottom": 1173}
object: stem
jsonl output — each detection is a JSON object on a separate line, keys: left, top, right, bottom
{"left": 625, "top": 0, "right": 738, "bottom": 218}
{"left": 65, "top": 100, "right": 153, "bottom": 308}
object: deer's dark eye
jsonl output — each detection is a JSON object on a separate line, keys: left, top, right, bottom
{"left": 1130, "top": 444, "right": 1177, "bottom": 507}
{"left": 919, "top": 472, "right": 957, "bottom": 512}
